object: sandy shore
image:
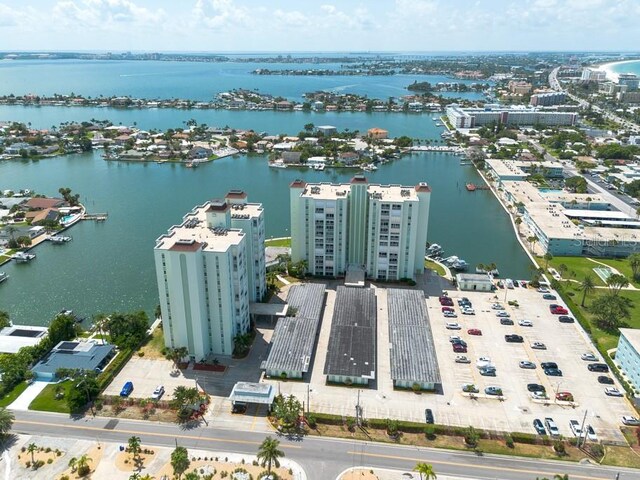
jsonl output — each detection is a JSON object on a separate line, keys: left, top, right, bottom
{"left": 599, "top": 59, "right": 640, "bottom": 81}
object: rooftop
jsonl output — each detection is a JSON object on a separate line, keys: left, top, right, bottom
{"left": 229, "top": 382, "right": 276, "bottom": 405}
{"left": 387, "top": 289, "right": 441, "bottom": 385}
{"left": 31, "top": 341, "right": 114, "bottom": 376}
{"left": 0, "top": 325, "right": 48, "bottom": 354}
{"left": 456, "top": 273, "right": 494, "bottom": 284}
{"left": 297, "top": 180, "right": 425, "bottom": 202}
{"left": 324, "top": 286, "right": 376, "bottom": 379}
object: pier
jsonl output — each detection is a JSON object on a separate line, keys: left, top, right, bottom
{"left": 83, "top": 213, "right": 109, "bottom": 221}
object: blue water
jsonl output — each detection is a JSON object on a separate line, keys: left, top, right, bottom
{"left": 609, "top": 59, "right": 640, "bottom": 76}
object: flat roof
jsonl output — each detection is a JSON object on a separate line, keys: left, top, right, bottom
{"left": 387, "top": 289, "right": 441, "bottom": 385}
{"left": 486, "top": 159, "right": 528, "bottom": 179}
{"left": 297, "top": 181, "right": 424, "bottom": 202}
{"left": 456, "top": 273, "right": 493, "bottom": 283}
{"left": 249, "top": 303, "right": 288, "bottom": 317}
{"left": 564, "top": 210, "right": 633, "bottom": 220}
{"left": 261, "top": 283, "right": 326, "bottom": 375}
{"left": 0, "top": 325, "right": 48, "bottom": 354}
{"left": 229, "top": 382, "right": 276, "bottom": 405}
{"left": 31, "top": 341, "right": 114, "bottom": 376}
{"left": 324, "top": 286, "right": 376, "bottom": 379}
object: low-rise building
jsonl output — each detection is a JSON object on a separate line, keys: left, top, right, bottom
{"left": 456, "top": 273, "right": 494, "bottom": 292}
{"left": 0, "top": 325, "right": 48, "bottom": 354}
{"left": 616, "top": 329, "right": 640, "bottom": 392}
{"left": 367, "top": 128, "right": 388, "bottom": 140}
{"left": 31, "top": 341, "right": 115, "bottom": 381}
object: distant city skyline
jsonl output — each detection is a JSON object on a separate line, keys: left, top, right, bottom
{"left": 0, "top": 0, "right": 639, "bottom": 53}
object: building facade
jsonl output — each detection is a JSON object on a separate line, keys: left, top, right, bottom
{"left": 617, "top": 329, "right": 640, "bottom": 392}
{"left": 290, "top": 176, "right": 430, "bottom": 281}
{"left": 446, "top": 104, "right": 577, "bottom": 129}
{"left": 154, "top": 194, "right": 266, "bottom": 359}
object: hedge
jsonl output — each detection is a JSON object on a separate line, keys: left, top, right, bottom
{"left": 97, "top": 348, "right": 133, "bottom": 391}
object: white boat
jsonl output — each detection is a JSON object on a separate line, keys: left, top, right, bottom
{"left": 451, "top": 259, "right": 469, "bottom": 271}
{"left": 362, "top": 164, "right": 378, "bottom": 172}
{"left": 49, "top": 235, "right": 72, "bottom": 243}
{"left": 269, "top": 161, "right": 287, "bottom": 169}
{"left": 476, "top": 267, "right": 500, "bottom": 276}
{"left": 426, "top": 244, "right": 443, "bottom": 257}
{"left": 0, "top": 272, "right": 8, "bottom": 284}
{"left": 13, "top": 252, "right": 36, "bottom": 263}
{"left": 312, "top": 164, "right": 325, "bottom": 171}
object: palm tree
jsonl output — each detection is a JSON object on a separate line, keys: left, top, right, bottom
{"left": 27, "top": 442, "right": 38, "bottom": 465}
{"left": 93, "top": 313, "right": 109, "bottom": 345}
{"left": 579, "top": 275, "right": 595, "bottom": 307}
{"left": 629, "top": 252, "right": 640, "bottom": 281}
{"left": 553, "top": 475, "right": 569, "bottom": 480}
{"left": 414, "top": 462, "right": 437, "bottom": 480}
{"left": 171, "top": 445, "right": 190, "bottom": 479}
{"left": 0, "top": 408, "right": 14, "bottom": 437}
{"left": 128, "top": 435, "right": 142, "bottom": 462}
{"left": 606, "top": 273, "right": 629, "bottom": 296}
{"left": 75, "top": 453, "right": 91, "bottom": 476}
{"left": 129, "top": 474, "right": 142, "bottom": 480}
{"left": 68, "top": 457, "right": 77, "bottom": 473}
{"left": 257, "top": 436, "right": 285, "bottom": 473}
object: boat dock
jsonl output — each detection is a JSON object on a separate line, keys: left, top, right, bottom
{"left": 466, "top": 183, "right": 490, "bottom": 191}
{"left": 83, "top": 213, "right": 108, "bottom": 221}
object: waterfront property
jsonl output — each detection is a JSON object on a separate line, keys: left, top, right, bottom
{"left": 446, "top": 104, "right": 578, "bottom": 129}
{"left": 31, "top": 340, "right": 115, "bottom": 381}
{"left": 290, "top": 175, "right": 431, "bottom": 281}
{"left": 615, "top": 329, "right": 640, "bottom": 392}
{"left": 387, "top": 289, "right": 441, "bottom": 391}
{"left": 261, "top": 283, "right": 326, "bottom": 379}
{"left": 324, "top": 286, "right": 377, "bottom": 386}
{"left": 456, "top": 273, "right": 494, "bottom": 291}
{"left": 154, "top": 194, "right": 266, "bottom": 359}
{"left": 0, "top": 324, "right": 48, "bottom": 354}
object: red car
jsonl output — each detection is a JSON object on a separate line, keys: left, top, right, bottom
{"left": 439, "top": 296, "right": 454, "bottom": 306}
{"left": 467, "top": 328, "right": 482, "bottom": 336}
{"left": 549, "top": 304, "right": 568, "bottom": 315}
{"left": 555, "top": 391, "right": 574, "bottom": 402}
{"left": 442, "top": 306, "right": 454, "bottom": 312}
{"left": 452, "top": 343, "right": 467, "bottom": 353}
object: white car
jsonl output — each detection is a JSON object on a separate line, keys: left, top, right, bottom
{"left": 569, "top": 419, "right": 582, "bottom": 437}
{"left": 491, "top": 303, "right": 504, "bottom": 310}
{"left": 531, "top": 342, "right": 546, "bottom": 350}
{"left": 537, "top": 287, "right": 550, "bottom": 293}
{"left": 461, "top": 308, "right": 475, "bottom": 315}
{"left": 449, "top": 335, "right": 462, "bottom": 343}
{"left": 519, "top": 320, "right": 534, "bottom": 327}
{"left": 150, "top": 385, "right": 165, "bottom": 400}
{"left": 443, "top": 311, "right": 457, "bottom": 318}
{"left": 584, "top": 425, "right": 597, "bottom": 442}
{"left": 455, "top": 355, "right": 471, "bottom": 363}
{"left": 622, "top": 416, "right": 640, "bottom": 426}
{"left": 446, "top": 322, "right": 461, "bottom": 330}
{"left": 604, "top": 387, "right": 623, "bottom": 397}
{"left": 530, "top": 391, "right": 548, "bottom": 400}
{"left": 496, "top": 311, "right": 511, "bottom": 318}
{"left": 476, "top": 357, "right": 492, "bottom": 368}
{"left": 581, "top": 353, "right": 598, "bottom": 361}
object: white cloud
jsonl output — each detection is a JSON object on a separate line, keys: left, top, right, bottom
{"left": 0, "top": 2, "right": 34, "bottom": 27}
{"left": 52, "top": 0, "right": 166, "bottom": 29}
{"left": 193, "top": 0, "right": 253, "bottom": 30}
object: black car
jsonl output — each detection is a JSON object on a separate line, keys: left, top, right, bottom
{"left": 544, "top": 368, "right": 563, "bottom": 377}
{"left": 588, "top": 363, "right": 609, "bottom": 372}
{"left": 598, "top": 376, "right": 615, "bottom": 384}
{"left": 425, "top": 408, "right": 434, "bottom": 424}
{"left": 558, "top": 316, "right": 575, "bottom": 323}
{"left": 541, "top": 362, "right": 558, "bottom": 370}
{"left": 505, "top": 334, "right": 524, "bottom": 342}
{"left": 500, "top": 318, "right": 515, "bottom": 325}
{"left": 451, "top": 339, "right": 468, "bottom": 347}
{"left": 231, "top": 402, "right": 247, "bottom": 414}
{"left": 533, "top": 419, "right": 547, "bottom": 435}
{"left": 527, "top": 383, "right": 546, "bottom": 392}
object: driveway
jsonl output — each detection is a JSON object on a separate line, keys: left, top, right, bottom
{"left": 9, "top": 381, "right": 51, "bottom": 410}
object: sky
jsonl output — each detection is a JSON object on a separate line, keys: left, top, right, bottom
{"left": 0, "top": 0, "right": 638, "bottom": 53}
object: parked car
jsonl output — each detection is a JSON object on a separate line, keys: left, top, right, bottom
{"left": 452, "top": 343, "right": 467, "bottom": 353}
{"left": 569, "top": 419, "right": 582, "bottom": 436}
{"left": 484, "top": 386, "right": 503, "bottom": 396}
{"left": 622, "top": 416, "right": 640, "bottom": 426}
{"left": 530, "top": 391, "right": 548, "bottom": 400}
{"left": 446, "top": 322, "right": 461, "bottom": 330}
{"left": 150, "top": 385, "right": 165, "bottom": 400}
{"left": 120, "top": 381, "right": 134, "bottom": 397}
{"left": 541, "top": 362, "right": 558, "bottom": 370}
{"left": 581, "top": 353, "right": 598, "bottom": 361}
{"left": 533, "top": 419, "right": 547, "bottom": 435}
{"left": 439, "top": 295, "right": 453, "bottom": 306}
{"left": 444, "top": 311, "right": 458, "bottom": 318}
{"left": 500, "top": 318, "right": 515, "bottom": 325}
{"left": 531, "top": 342, "right": 547, "bottom": 350}
{"left": 496, "top": 311, "right": 511, "bottom": 318}
{"left": 545, "top": 417, "right": 560, "bottom": 436}
{"left": 449, "top": 335, "right": 461, "bottom": 342}
{"left": 442, "top": 306, "right": 454, "bottom": 312}
{"left": 544, "top": 368, "right": 563, "bottom": 377}
{"left": 542, "top": 294, "right": 557, "bottom": 300}
{"left": 467, "top": 328, "right": 482, "bottom": 335}
{"left": 558, "top": 315, "right": 575, "bottom": 323}
{"left": 462, "top": 383, "right": 479, "bottom": 393}
{"left": 585, "top": 425, "right": 597, "bottom": 442}
{"left": 549, "top": 304, "right": 568, "bottom": 315}
{"left": 455, "top": 355, "right": 471, "bottom": 363}
{"left": 491, "top": 303, "right": 504, "bottom": 310}
{"left": 556, "top": 392, "right": 574, "bottom": 402}
{"left": 451, "top": 339, "right": 467, "bottom": 347}
{"left": 505, "top": 334, "right": 524, "bottom": 343}
{"left": 519, "top": 361, "right": 536, "bottom": 369}
{"left": 537, "top": 287, "right": 550, "bottom": 293}
{"left": 461, "top": 307, "right": 475, "bottom": 315}
{"left": 527, "top": 383, "right": 546, "bottom": 392}
{"left": 520, "top": 281, "right": 527, "bottom": 287}
{"left": 425, "top": 408, "right": 434, "bottom": 424}
{"left": 604, "top": 387, "right": 623, "bottom": 397}
{"left": 598, "top": 376, "right": 614, "bottom": 384}
{"left": 588, "top": 363, "right": 609, "bottom": 372}
{"left": 518, "top": 320, "right": 533, "bottom": 327}
{"left": 232, "top": 402, "right": 247, "bottom": 414}
{"left": 479, "top": 367, "right": 496, "bottom": 376}
{"left": 458, "top": 298, "right": 471, "bottom": 307}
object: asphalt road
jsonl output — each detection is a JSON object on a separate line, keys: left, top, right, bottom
{"left": 9, "top": 410, "right": 639, "bottom": 480}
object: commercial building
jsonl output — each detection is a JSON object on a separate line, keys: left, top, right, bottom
{"left": 290, "top": 176, "right": 431, "bottom": 281}
{"left": 456, "top": 273, "right": 494, "bottom": 292}
{"left": 580, "top": 68, "right": 606, "bottom": 82}
{"left": 31, "top": 341, "right": 115, "bottom": 381}
{"left": 486, "top": 159, "right": 564, "bottom": 183}
{"left": 446, "top": 104, "right": 577, "bottom": 129}
{"left": 617, "top": 73, "right": 639, "bottom": 91}
{"left": 154, "top": 194, "right": 266, "bottom": 359}
{"left": 507, "top": 81, "right": 532, "bottom": 95}
{"left": 387, "top": 289, "right": 441, "bottom": 390}
{"left": 530, "top": 92, "right": 567, "bottom": 107}
{"left": 261, "top": 283, "right": 326, "bottom": 379}
{"left": 324, "top": 286, "right": 376, "bottom": 386}
{"left": 616, "top": 329, "right": 640, "bottom": 392}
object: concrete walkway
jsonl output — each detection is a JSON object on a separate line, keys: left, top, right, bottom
{"left": 338, "top": 466, "right": 473, "bottom": 480}
{"left": 9, "top": 381, "right": 50, "bottom": 410}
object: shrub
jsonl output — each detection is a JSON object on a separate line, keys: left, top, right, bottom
{"left": 137, "top": 350, "right": 145, "bottom": 357}
{"left": 385, "top": 418, "right": 399, "bottom": 437}
{"left": 345, "top": 416, "right": 356, "bottom": 432}
{"left": 47, "top": 458, "right": 53, "bottom": 464}
{"left": 306, "top": 413, "right": 317, "bottom": 429}
{"left": 464, "top": 426, "right": 480, "bottom": 447}
{"left": 589, "top": 443, "right": 604, "bottom": 459}
{"left": 61, "top": 476, "right": 70, "bottom": 480}
{"left": 505, "top": 434, "right": 514, "bottom": 448}
{"left": 553, "top": 439, "right": 566, "bottom": 455}
{"left": 424, "top": 425, "right": 436, "bottom": 440}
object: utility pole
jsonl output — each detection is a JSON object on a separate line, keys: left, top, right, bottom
{"left": 355, "top": 390, "right": 362, "bottom": 427}
{"left": 306, "top": 384, "right": 310, "bottom": 416}
{"left": 578, "top": 409, "right": 588, "bottom": 448}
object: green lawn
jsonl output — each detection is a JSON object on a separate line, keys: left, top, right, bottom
{"left": 595, "top": 258, "right": 640, "bottom": 288}
{"left": 543, "top": 256, "right": 606, "bottom": 286}
{"left": 0, "top": 381, "right": 29, "bottom": 407}
{"left": 265, "top": 237, "right": 291, "bottom": 247}
{"left": 425, "top": 259, "right": 447, "bottom": 277}
{"left": 29, "top": 380, "right": 72, "bottom": 414}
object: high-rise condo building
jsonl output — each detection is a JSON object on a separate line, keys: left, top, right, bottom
{"left": 290, "top": 175, "right": 430, "bottom": 281}
{"left": 154, "top": 192, "right": 265, "bottom": 359}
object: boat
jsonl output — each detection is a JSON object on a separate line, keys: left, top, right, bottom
{"left": 432, "top": 117, "right": 439, "bottom": 121}
{"left": 312, "top": 164, "right": 325, "bottom": 171}
{"left": 451, "top": 259, "right": 469, "bottom": 271}
{"left": 0, "top": 272, "right": 8, "bottom": 284}
{"left": 426, "top": 243, "right": 444, "bottom": 257}
{"left": 12, "top": 252, "right": 36, "bottom": 263}
{"left": 466, "top": 183, "right": 477, "bottom": 191}
{"left": 476, "top": 267, "right": 500, "bottom": 277}
{"left": 49, "top": 235, "right": 72, "bottom": 243}
{"left": 269, "top": 161, "right": 287, "bottom": 169}
{"left": 362, "top": 164, "right": 378, "bottom": 172}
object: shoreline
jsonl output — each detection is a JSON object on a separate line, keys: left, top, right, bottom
{"left": 598, "top": 58, "right": 640, "bottom": 81}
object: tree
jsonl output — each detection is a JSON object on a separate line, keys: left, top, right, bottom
{"left": 589, "top": 293, "right": 632, "bottom": 331}
{"left": 106, "top": 311, "right": 149, "bottom": 349}
{"left": 27, "top": 442, "right": 38, "bottom": 465}
{"left": 628, "top": 253, "right": 640, "bottom": 281}
{"left": 171, "top": 445, "right": 190, "bottom": 479}
{"left": 553, "top": 475, "right": 569, "bottom": 480}
{"left": 93, "top": 313, "right": 109, "bottom": 345}
{"left": 544, "top": 253, "right": 553, "bottom": 270}
{"left": 75, "top": 453, "right": 91, "bottom": 477}
{"left": 273, "top": 394, "right": 301, "bottom": 427}
{"left": 167, "top": 347, "right": 189, "bottom": 370}
{"left": 579, "top": 275, "right": 595, "bottom": 307}
{"left": 257, "top": 436, "right": 284, "bottom": 473}
{"left": 0, "top": 311, "right": 10, "bottom": 330}
{"left": 128, "top": 435, "right": 142, "bottom": 462}
{"left": 48, "top": 313, "right": 78, "bottom": 345}
{"left": 0, "top": 407, "right": 14, "bottom": 437}
{"left": 184, "top": 472, "right": 201, "bottom": 480}
{"left": 464, "top": 425, "right": 480, "bottom": 447}
{"left": 606, "top": 273, "right": 629, "bottom": 296}
{"left": 68, "top": 457, "right": 77, "bottom": 473}
{"left": 514, "top": 216, "right": 522, "bottom": 232}
{"left": 414, "top": 462, "right": 437, "bottom": 480}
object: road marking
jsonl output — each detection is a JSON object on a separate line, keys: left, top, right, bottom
{"left": 346, "top": 451, "right": 610, "bottom": 480}
{"left": 15, "top": 419, "right": 301, "bottom": 449}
